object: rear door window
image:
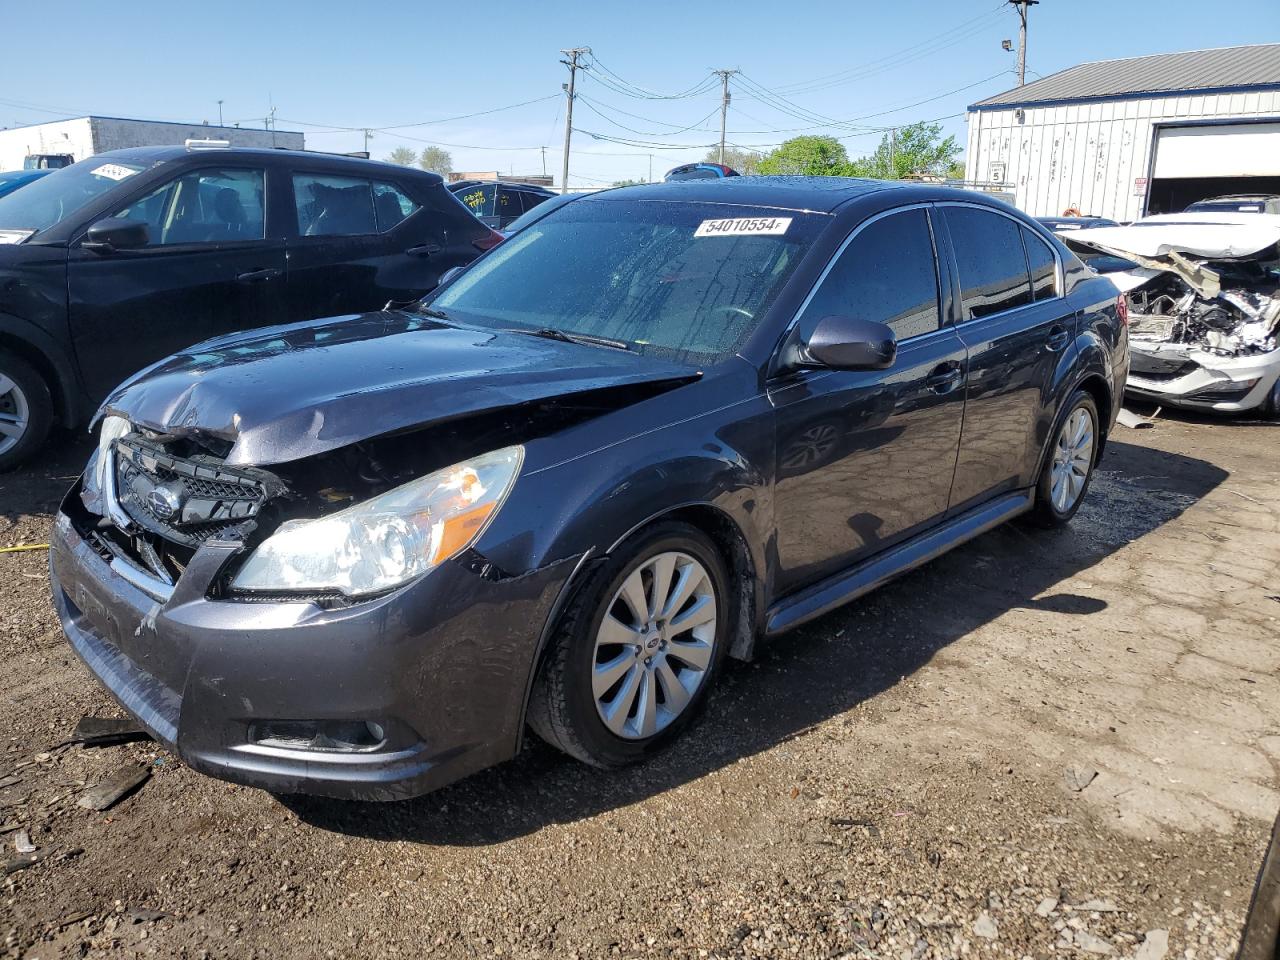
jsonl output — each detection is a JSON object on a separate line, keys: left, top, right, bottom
{"left": 1021, "top": 226, "right": 1057, "bottom": 301}
{"left": 796, "top": 208, "right": 941, "bottom": 342}
{"left": 372, "top": 181, "right": 419, "bottom": 231}
{"left": 944, "top": 206, "right": 1033, "bottom": 319}
{"left": 294, "top": 174, "right": 376, "bottom": 237}
{"left": 113, "top": 168, "right": 265, "bottom": 245}
{"left": 456, "top": 184, "right": 496, "bottom": 219}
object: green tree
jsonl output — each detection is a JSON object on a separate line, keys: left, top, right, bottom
{"left": 384, "top": 146, "right": 418, "bottom": 166}
{"left": 757, "top": 136, "right": 852, "bottom": 176}
{"left": 612, "top": 178, "right": 646, "bottom": 187}
{"left": 849, "top": 122, "right": 961, "bottom": 180}
{"left": 703, "top": 147, "right": 764, "bottom": 176}
{"left": 419, "top": 146, "right": 454, "bottom": 175}
{"left": 946, "top": 159, "right": 965, "bottom": 181}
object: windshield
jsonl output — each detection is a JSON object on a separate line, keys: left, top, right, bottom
{"left": 0, "top": 156, "right": 150, "bottom": 235}
{"left": 502, "top": 191, "right": 580, "bottom": 235}
{"left": 429, "top": 200, "right": 826, "bottom": 362}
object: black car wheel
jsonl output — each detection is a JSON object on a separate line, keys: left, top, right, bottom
{"left": 0, "top": 349, "right": 53, "bottom": 472}
{"left": 529, "top": 521, "right": 730, "bottom": 767}
{"left": 1028, "top": 389, "right": 1099, "bottom": 528}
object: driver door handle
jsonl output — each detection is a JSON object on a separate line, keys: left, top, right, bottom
{"left": 236, "top": 267, "right": 282, "bottom": 283}
{"left": 925, "top": 360, "right": 964, "bottom": 394}
{"left": 406, "top": 243, "right": 443, "bottom": 257}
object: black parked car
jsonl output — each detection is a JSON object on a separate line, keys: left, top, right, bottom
{"left": 50, "top": 177, "right": 1127, "bottom": 800}
{"left": 0, "top": 146, "right": 500, "bottom": 468}
{"left": 447, "top": 180, "right": 556, "bottom": 229}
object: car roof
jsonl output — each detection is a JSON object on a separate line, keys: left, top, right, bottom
{"left": 0, "top": 169, "right": 48, "bottom": 182}
{"left": 446, "top": 179, "right": 555, "bottom": 193}
{"left": 87, "top": 146, "right": 445, "bottom": 184}
{"left": 583, "top": 176, "right": 1010, "bottom": 214}
{"left": 1190, "top": 194, "right": 1280, "bottom": 203}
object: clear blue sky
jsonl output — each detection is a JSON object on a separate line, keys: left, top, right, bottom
{"left": 2, "top": 0, "right": 1276, "bottom": 185}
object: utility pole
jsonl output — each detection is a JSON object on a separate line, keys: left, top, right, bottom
{"left": 890, "top": 127, "right": 898, "bottom": 176}
{"left": 1008, "top": 0, "right": 1039, "bottom": 86}
{"left": 217, "top": 100, "right": 224, "bottom": 126}
{"left": 712, "top": 69, "right": 740, "bottom": 165}
{"left": 560, "top": 47, "right": 590, "bottom": 194}
{"left": 648, "top": 154, "right": 653, "bottom": 183}
{"left": 541, "top": 145, "right": 547, "bottom": 177}
{"left": 362, "top": 128, "right": 373, "bottom": 155}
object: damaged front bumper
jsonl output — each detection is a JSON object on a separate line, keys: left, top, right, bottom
{"left": 1126, "top": 343, "right": 1280, "bottom": 412}
{"left": 50, "top": 485, "right": 575, "bottom": 800}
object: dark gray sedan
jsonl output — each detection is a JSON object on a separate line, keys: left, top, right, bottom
{"left": 50, "top": 178, "right": 1127, "bottom": 799}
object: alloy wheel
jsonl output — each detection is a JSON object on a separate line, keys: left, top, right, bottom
{"left": 1050, "top": 406, "right": 1095, "bottom": 513}
{"left": 592, "top": 551, "right": 717, "bottom": 740}
{"left": 0, "top": 373, "right": 30, "bottom": 458}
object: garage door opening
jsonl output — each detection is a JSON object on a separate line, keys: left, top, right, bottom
{"left": 1147, "top": 175, "right": 1280, "bottom": 215}
{"left": 1147, "top": 119, "right": 1280, "bottom": 215}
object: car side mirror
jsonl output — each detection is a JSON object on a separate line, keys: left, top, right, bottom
{"left": 83, "top": 217, "right": 150, "bottom": 253}
{"left": 803, "top": 315, "right": 897, "bottom": 371}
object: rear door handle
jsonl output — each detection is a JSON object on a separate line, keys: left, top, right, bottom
{"left": 925, "top": 361, "right": 964, "bottom": 394}
{"left": 1045, "top": 324, "right": 1071, "bottom": 352}
{"left": 236, "top": 267, "right": 282, "bottom": 283}
{"left": 406, "top": 243, "right": 442, "bottom": 257}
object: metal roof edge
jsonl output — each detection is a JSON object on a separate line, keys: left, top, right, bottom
{"left": 968, "top": 81, "right": 1280, "bottom": 113}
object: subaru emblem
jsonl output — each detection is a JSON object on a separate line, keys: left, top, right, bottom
{"left": 145, "top": 485, "right": 183, "bottom": 521}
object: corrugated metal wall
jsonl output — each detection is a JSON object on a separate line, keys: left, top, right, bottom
{"left": 965, "top": 90, "right": 1280, "bottom": 220}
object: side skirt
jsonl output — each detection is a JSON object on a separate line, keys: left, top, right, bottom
{"left": 765, "top": 489, "right": 1034, "bottom": 636}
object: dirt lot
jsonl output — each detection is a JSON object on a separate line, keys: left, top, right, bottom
{"left": 2, "top": 407, "right": 1278, "bottom": 960}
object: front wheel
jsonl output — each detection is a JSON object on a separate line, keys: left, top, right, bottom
{"left": 0, "top": 349, "right": 53, "bottom": 472}
{"left": 528, "top": 521, "right": 730, "bottom": 768}
{"left": 1028, "top": 389, "right": 1099, "bottom": 528}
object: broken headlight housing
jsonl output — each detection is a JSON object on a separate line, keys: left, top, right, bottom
{"left": 231, "top": 446, "right": 524, "bottom": 598}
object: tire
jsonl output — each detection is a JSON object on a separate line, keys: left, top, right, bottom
{"left": 1028, "top": 389, "right": 1099, "bottom": 528}
{"left": 1262, "top": 377, "right": 1280, "bottom": 419}
{"left": 528, "top": 521, "right": 731, "bottom": 768}
{"left": 0, "top": 348, "right": 53, "bottom": 472}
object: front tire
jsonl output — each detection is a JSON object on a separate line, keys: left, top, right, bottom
{"left": 1029, "top": 389, "right": 1099, "bottom": 528}
{"left": 528, "top": 521, "right": 730, "bottom": 768}
{"left": 0, "top": 349, "right": 53, "bottom": 472}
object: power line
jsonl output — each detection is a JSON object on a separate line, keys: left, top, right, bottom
{"left": 585, "top": 53, "right": 719, "bottom": 100}
{"left": 576, "top": 97, "right": 719, "bottom": 137}
{"left": 772, "top": 4, "right": 1007, "bottom": 94}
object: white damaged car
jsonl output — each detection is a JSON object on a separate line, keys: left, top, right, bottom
{"left": 1068, "top": 214, "right": 1280, "bottom": 415}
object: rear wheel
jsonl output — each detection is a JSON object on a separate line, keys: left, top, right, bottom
{"left": 1029, "top": 390, "right": 1098, "bottom": 528}
{"left": 0, "top": 349, "right": 52, "bottom": 472}
{"left": 528, "top": 521, "right": 730, "bottom": 767}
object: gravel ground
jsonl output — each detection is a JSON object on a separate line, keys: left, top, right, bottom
{"left": 1, "top": 406, "right": 1277, "bottom": 960}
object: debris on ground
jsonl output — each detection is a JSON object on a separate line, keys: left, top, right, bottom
{"left": 76, "top": 765, "right": 150, "bottom": 811}
{"left": 1072, "top": 928, "right": 1118, "bottom": 955}
{"left": 1135, "top": 929, "right": 1170, "bottom": 960}
{"left": 1035, "top": 897, "right": 1058, "bottom": 917}
{"left": 1117, "top": 408, "right": 1156, "bottom": 429}
{"left": 1063, "top": 766, "right": 1099, "bottom": 792}
{"left": 71, "top": 715, "right": 153, "bottom": 748}
{"left": 13, "top": 828, "right": 35, "bottom": 853}
{"left": 1074, "top": 898, "right": 1120, "bottom": 913}
{"left": 972, "top": 913, "right": 998, "bottom": 939}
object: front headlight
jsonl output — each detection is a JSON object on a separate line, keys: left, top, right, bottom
{"left": 231, "top": 445, "right": 524, "bottom": 598}
{"left": 81, "top": 415, "right": 132, "bottom": 513}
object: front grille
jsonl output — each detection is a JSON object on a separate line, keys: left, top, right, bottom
{"left": 113, "top": 436, "right": 267, "bottom": 549}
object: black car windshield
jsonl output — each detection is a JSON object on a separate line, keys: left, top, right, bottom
{"left": 0, "top": 157, "right": 150, "bottom": 236}
{"left": 429, "top": 199, "right": 826, "bottom": 362}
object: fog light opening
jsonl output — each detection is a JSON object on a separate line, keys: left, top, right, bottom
{"left": 248, "top": 719, "right": 387, "bottom": 752}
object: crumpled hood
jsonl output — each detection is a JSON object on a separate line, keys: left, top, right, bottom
{"left": 1070, "top": 218, "right": 1280, "bottom": 260}
{"left": 100, "top": 311, "right": 700, "bottom": 466}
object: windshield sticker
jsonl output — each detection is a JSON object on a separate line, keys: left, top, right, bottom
{"left": 91, "top": 163, "right": 140, "bottom": 182}
{"left": 695, "top": 217, "right": 792, "bottom": 238}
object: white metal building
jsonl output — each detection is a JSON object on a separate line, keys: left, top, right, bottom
{"left": 0, "top": 116, "right": 304, "bottom": 171}
{"left": 965, "top": 44, "right": 1280, "bottom": 221}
